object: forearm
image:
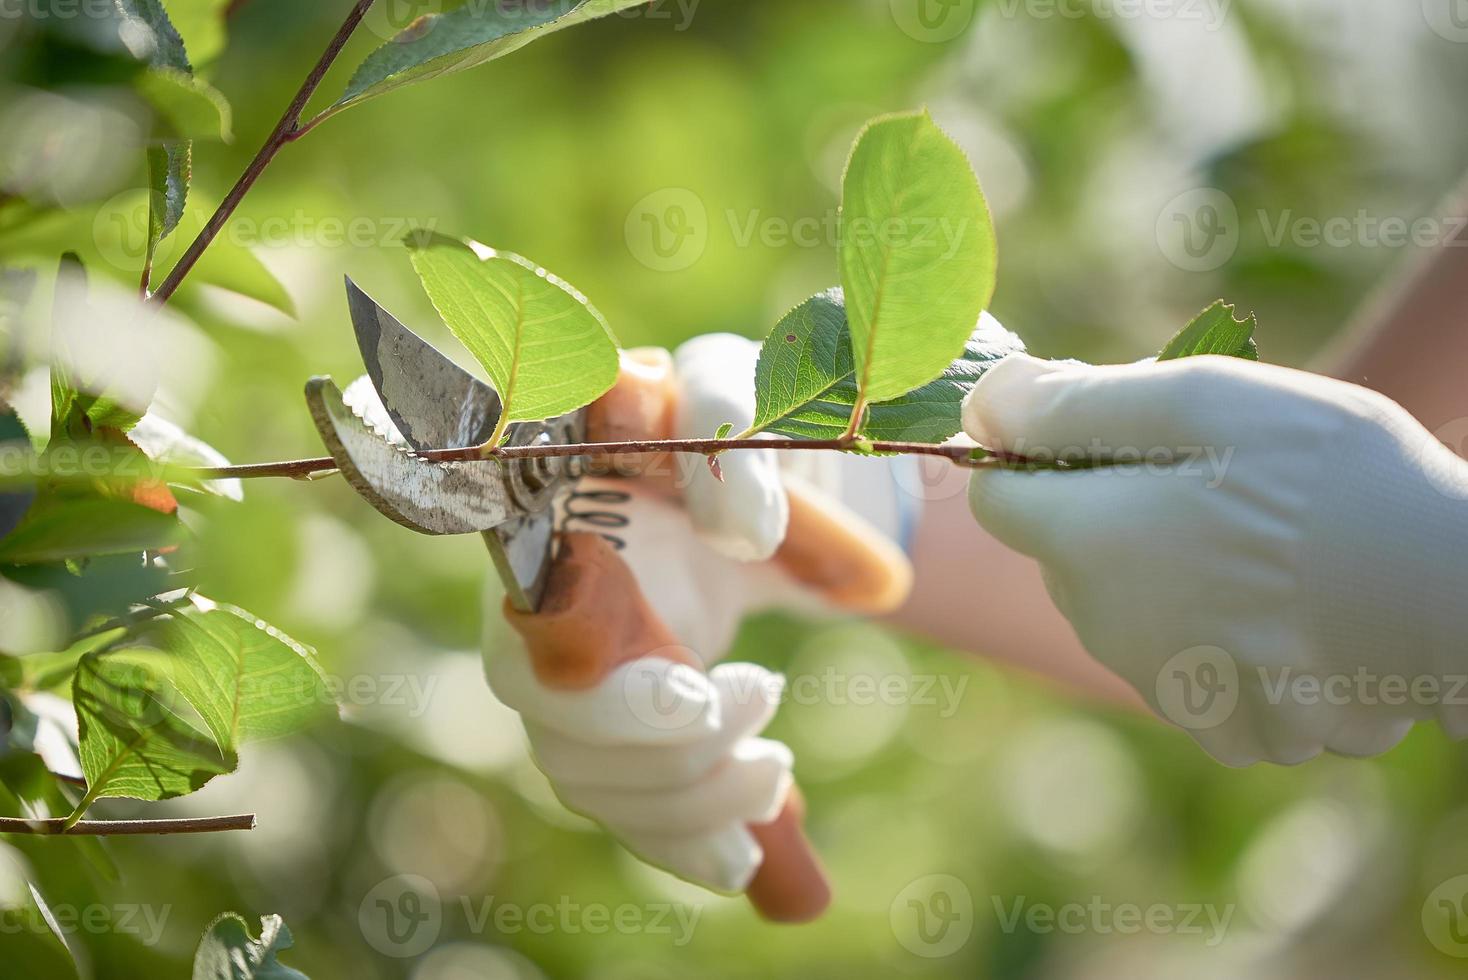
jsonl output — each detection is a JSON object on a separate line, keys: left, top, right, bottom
{"left": 1320, "top": 173, "right": 1468, "bottom": 426}
{"left": 887, "top": 469, "right": 1143, "bottom": 707}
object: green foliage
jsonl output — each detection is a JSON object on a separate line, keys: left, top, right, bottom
{"left": 749, "top": 288, "right": 1022, "bottom": 444}
{"left": 0, "top": 496, "right": 182, "bottom": 565}
{"left": 71, "top": 650, "right": 236, "bottom": 813}
{"left": 193, "top": 913, "right": 308, "bottom": 980}
{"left": 146, "top": 144, "right": 192, "bottom": 280}
{"left": 136, "top": 69, "right": 233, "bottom": 142}
{"left": 406, "top": 234, "right": 619, "bottom": 444}
{"left": 1158, "top": 300, "right": 1260, "bottom": 361}
{"left": 114, "top": 0, "right": 191, "bottom": 71}
{"left": 327, "top": 0, "right": 648, "bottom": 121}
{"left": 837, "top": 110, "right": 997, "bottom": 408}
{"left": 144, "top": 606, "right": 331, "bottom": 753}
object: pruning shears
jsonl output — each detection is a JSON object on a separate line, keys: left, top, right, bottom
{"left": 305, "top": 278, "right": 830, "bottom": 923}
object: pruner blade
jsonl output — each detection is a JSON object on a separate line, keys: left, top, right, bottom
{"left": 308, "top": 279, "right": 589, "bottom": 613}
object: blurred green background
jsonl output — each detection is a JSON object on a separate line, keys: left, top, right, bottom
{"left": 5, "top": 0, "right": 1468, "bottom": 977}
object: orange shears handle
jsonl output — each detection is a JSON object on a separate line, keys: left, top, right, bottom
{"left": 503, "top": 532, "right": 832, "bottom": 924}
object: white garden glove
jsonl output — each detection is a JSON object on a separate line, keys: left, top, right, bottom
{"left": 487, "top": 335, "right": 915, "bottom": 893}
{"left": 963, "top": 353, "right": 1468, "bottom": 767}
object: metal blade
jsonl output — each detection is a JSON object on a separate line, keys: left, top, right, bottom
{"left": 306, "top": 376, "right": 514, "bottom": 535}
{"left": 344, "top": 276, "right": 501, "bottom": 452}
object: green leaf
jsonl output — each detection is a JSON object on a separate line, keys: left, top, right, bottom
{"left": 190, "top": 237, "right": 297, "bottom": 318}
{"left": 0, "top": 496, "right": 182, "bottom": 565}
{"left": 0, "top": 865, "right": 81, "bottom": 978}
{"left": 145, "top": 143, "right": 191, "bottom": 280}
{"left": 71, "top": 651, "right": 235, "bottom": 810}
{"left": 1, "top": 407, "right": 35, "bottom": 539}
{"left": 115, "top": 0, "right": 191, "bottom": 71}
{"left": 748, "top": 288, "right": 1023, "bottom": 444}
{"left": 1157, "top": 300, "right": 1260, "bottom": 361}
{"left": 48, "top": 255, "right": 149, "bottom": 435}
{"left": 838, "top": 110, "right": 998, "bottom": 407}
{"left": 326, "top": 0, "right": 649, "bottom": 122}
{"left": 193, "top": 913, "right": 308, "bottom": 980}
{"left": 406, "top": 235, "right": 619, "bottom": 443}
{"left": 714, "top": 422, "right": 733, "bottom": 440}
{"left": 143, "top": 605, "right": 332, "bottom": 753}
{"left": 136, "top": 68, "right": 232, "bottom": 141}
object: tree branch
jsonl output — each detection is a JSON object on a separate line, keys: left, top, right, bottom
{"left": 149, "top": 0, "right": 378, "bottom": 306}
{"left": 195, "top": 437, "right": 1033, "bottom": 482}
{"left": 0, "top": 814, "right": 256, "bottom": 836}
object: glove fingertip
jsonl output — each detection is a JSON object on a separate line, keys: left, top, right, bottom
{"left": 962, "top": 352, "right": 1060, "bottom": 451}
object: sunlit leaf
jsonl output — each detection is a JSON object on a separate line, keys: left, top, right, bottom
{"left": 193, "top": 913, "right": 308, "bottom": 980}
{"left": 326, "top": 0, "right": 649, "bottom": 122}
{"left": 137, "top": 69, "right": 232, "bottom": 141}
{"left": 0, "top": 496, "right": 182, "bottom": 565}
{"left": 71, "top": 651, "right": 235, "bottom": 812}
{"left": 115, "top": 0, "right": 190, "bottom": 70}
{"left": 838, "top": 110, "right": 997, "bottom": 407}
{"left": 144, "top": 605, "right": 332, "bottom": 753}
{"left": 749, "top": 288, "right": 1022, "bottom": 444}
{"left": 1158, "top": 300, "right": 1259, "bottom": 361}
{"left": 407, "top": 234, "right": 618, "bottom": 443}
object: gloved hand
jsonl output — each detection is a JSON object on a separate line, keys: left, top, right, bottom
{"left": 487, "top": 335, "right": 915, "bottom": 893}
{"left": 963, "top": 353, "right": 1468, "bottom": 766}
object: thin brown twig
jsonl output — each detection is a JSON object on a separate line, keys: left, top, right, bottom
{"left": 195, "top": 438, "right": 1032, "bottom": 482}
{"left": 150, "top": 0, "right": 379, "bottom": 306}
{"left": 0, "top": 814, "right": 257, "bottom": 836}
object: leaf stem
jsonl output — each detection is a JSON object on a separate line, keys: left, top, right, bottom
{"left": 1, "top": 814, "right": 256, "bottom": 836}
{"left": 149, "top": 0, "right": 379, "bottom": 307}
{"left": 839, "top": 396, "right": 867, "bottom": 444}
{"left": 194, "top": 437, "right": 1033, "bottom": 481}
